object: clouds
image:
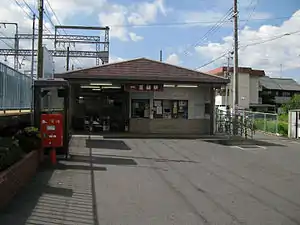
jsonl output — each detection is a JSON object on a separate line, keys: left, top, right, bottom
{"left": 129, "top": 32, "right": 144, "bottom": 42}
{"left": 165, "top": 53, "right": 180, "bottom": 65}
{"left": 97, "top": 0, "right": 167, "bottom": 41}
{"left": 195, "top": 10, "right": 300, "bottom": 74}
{"left": 45, "top": 0, "right": 167, "bottom": 42}
{"left": 178, "top": 0, "right": 272, "bottom": 28}
{"left": 0, "top": 0, "right": 167, "bottom": 72}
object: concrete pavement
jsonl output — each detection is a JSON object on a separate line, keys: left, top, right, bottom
{"left": 1, "top": 135, "right": 300, "bottom": 224}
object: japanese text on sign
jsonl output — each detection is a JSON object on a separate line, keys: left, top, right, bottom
{"left": 125, "top": 84, "right": 163, "bottom": 92}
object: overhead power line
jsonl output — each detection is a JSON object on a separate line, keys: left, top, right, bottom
{"left": 14, "top": 0, "right": 52, "bottom": 33}
{"left": 101, "top": 15, "right": 298, "bottom": 28}
{"left": 240, "top": 0, "right": 260, "bottom": 30}
{"left": 182, "top": 7, "right": 234, "bottom": 57}
{"left": 195, "top": 30, "right": 300, "bottom": 70}
{"left": 239, "top": 30, "right": 300, "bottom": 49}
{"left": 44, "top": 0, "right": 83, "bottom": 68}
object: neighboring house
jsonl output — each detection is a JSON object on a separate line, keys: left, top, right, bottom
{"left": 208, "top": 65, "right": 300, "bottom": 113}
{"left": 207, "top": 67, "right": 265, "bottom": 110}
{"left": 258, "top": 76, "right": 300, "bottom": 110}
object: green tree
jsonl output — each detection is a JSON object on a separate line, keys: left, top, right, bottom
{"left": 282, "top": 94, "right": 300, "bottom": 113}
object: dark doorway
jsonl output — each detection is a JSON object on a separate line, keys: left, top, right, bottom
{"left": 71, "top": 85, "right": 129, "bottom": 133}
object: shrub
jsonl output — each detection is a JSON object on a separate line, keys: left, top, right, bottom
{"left": 14, "top": 127, "right": 41, "bottom": 153}
{"left": 278, "top": 121, "right": 288, "bottom": 136}
{"left": 0, "top": 137, "right": 24, "bottom": 172}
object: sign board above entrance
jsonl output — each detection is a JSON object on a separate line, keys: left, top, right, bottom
{"left": 125, "top": 84, "right": 163, "bottom": 92}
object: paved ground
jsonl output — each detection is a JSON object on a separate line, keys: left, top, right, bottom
{"left": 1, "top": 135, "right": 300, "bottom": 225}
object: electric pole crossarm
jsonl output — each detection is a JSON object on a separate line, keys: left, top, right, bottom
{"left": 2, "top": 34, "right": 103, "bottom": 42}
{"left": 55, "top": 25, "right": 109, "bottom": 31}
{"left": 0, "top": 49, "right": 109, "bottom": 58}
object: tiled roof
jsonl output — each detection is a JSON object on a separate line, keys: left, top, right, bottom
{"left": 259, "top": 76, "right": 300, "bottom": 91}
{"left": 55, "top": 58, "right": 229, "bottom": 84}
{"left": 207, "top": 66, "right": 265, "bottom": 77}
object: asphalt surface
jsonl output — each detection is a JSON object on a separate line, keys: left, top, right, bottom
{"left": 1, "top": 135, "right": 300, "bottom": 225}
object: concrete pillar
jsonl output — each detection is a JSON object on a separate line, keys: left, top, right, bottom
{"left": 209, "top": 86, "right": 215, "bottom": 135}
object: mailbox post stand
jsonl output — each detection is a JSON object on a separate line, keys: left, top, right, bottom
{"left": 33, "top": 79, "right": 70, "bottom": 159}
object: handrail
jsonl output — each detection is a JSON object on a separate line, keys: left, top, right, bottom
{"left": 0, "top": 109, "right": 31, "bottom": 116}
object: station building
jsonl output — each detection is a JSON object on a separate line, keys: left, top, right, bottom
{"left": 54, "top": 58, "right": 228, "bottom": 135}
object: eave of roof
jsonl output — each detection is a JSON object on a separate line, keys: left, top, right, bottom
{"left": 55, "top": 57, "right": 229, "bottom": 84}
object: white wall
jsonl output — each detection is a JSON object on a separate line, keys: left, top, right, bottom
{"left": 130, "top": 86, "right": 211, "bottom": 119}
{"left": 42, "top": 87, "right": 64, "bottom": 110}
{"left": 237, "top": 73, "right": 250, "bottom": 109}
{"left": 215, "top": 72, "right": 260, "bottom": 109}
{"left": 249, "top": 76, "right": 259, "bottom": 104}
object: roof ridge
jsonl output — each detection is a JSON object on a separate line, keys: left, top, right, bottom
{"left": 138, "top": 58, "right": 227, "bottom": 80}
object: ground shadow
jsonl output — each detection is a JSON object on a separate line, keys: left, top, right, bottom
{"left": 55, "top": 162, "right": 107, "bottom": 171}
{"left": 203, "top": 139, "right": 286, "bottom": 147}
{"left": 85, "top": 153, "right": 199, "bottom": 164}
{"left": 70, "top": 155, "right": 137, "bottom": 166}
{"left": 0, "top": 162, "right": 55, "bottom": 225}
{"left": 0, "top": 154, "right": 103, "bottom": 225}
{"left": 44, "top": 185, "right": 74, "bottom": 198}
{"left": 86, "top": 139, "right": 131, "bottom": 150}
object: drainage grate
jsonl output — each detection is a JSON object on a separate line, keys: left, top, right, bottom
{"left": 86, "top": 139, "right": 131, "bottom": 150}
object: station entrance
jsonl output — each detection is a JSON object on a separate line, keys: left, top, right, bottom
{"left": 71, "top": 82, "right": 129, "bottom": 133}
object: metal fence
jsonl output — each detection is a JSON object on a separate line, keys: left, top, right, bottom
{"left": 243, "top": 110, "right": 278, "bottom": 134}
{"left": 216, "top": 108, "right": 255, "bottom": 138}
{"left": 0, "top": 62, "right": 32, "bottom": 111}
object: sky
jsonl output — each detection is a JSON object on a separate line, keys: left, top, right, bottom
{"left": 0, "top": 0, "right": 299, "bottom": 80}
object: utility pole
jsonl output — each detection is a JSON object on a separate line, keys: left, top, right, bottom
{"left": 37, "top": 0, "right": 44, "bottom": 79}
{"left": 159, "top": 50, "right": 163, "bottom": 62}
{"left": 232, "top": 0, "right": 239, "bottom": 113}
{"left": 225, "top": 53, "right": 231, "bottom": 109}
{"left": 30, "top": 14, "right": 35, "bottom": 124}
{"left": 66, "top": 46, "right": 70, "bottom": 71}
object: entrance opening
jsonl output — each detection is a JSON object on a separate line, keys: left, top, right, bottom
{"left": 72, "top": 84, "right": 129, "bottom": 133}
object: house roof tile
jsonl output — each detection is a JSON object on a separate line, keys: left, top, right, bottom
{"left": 259, "top": 76, "right": 300, "bottom": 91}
{"left": 207, "top": 66, "right": 265, "bottom": 77}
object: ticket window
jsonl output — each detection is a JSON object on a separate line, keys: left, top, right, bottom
{"left": 131, "top": 99, "right": 150, "bottom": 118}
{"left": 153, "top": 100, "right": 188, "bottom": 119}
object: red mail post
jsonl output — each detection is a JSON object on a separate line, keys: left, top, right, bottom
{"left": 40, "top": 113, "right": 64, "bottom": 148}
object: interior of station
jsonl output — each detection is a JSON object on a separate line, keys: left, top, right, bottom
{"left": 70, "top": 81, "right": 129, "bottom": 133}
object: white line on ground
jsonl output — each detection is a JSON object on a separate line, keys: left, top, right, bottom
{"left": 256, "top": 145, "right": 267, "bottom": 149}
{"left": 73, "top": 135, "right": 104, "bottom": 139}
{"left": 230, "top": 146, "right": 245, "bottom": 150}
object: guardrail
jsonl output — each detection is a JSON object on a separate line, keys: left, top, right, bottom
{"left": 0, "top": 62, "right": 32, "bottom": 110}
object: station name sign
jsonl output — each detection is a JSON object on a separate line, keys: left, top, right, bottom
{"left": 125, "top": 84, "right": 163, "bottom": 92}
